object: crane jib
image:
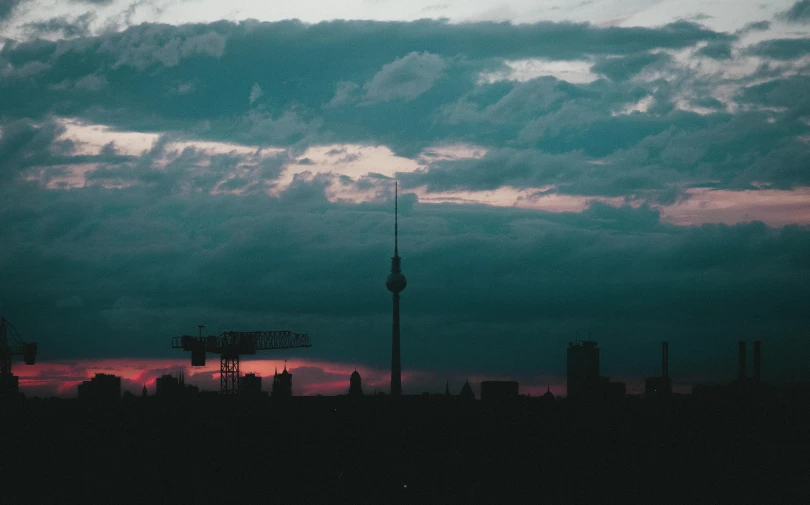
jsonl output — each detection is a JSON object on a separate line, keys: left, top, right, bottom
{"left": 172, "top": 329, "right": 311, "bottom": 395}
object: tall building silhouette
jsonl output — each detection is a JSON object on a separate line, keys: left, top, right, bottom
{"left": 78, "top": 373, "right": 121, "bottom": 404}
{"left": 155, "top": 372, "right": 183, "bottom": 397}
{"left": 272, "top": 365, "right": 292, "bottom": 397}
{"left": 239, "top": 373, "right": 262, "bottom": 396}
{"left": 645, "top": 341, "right": 672, "bottom": 398}
{"left": 385, "top": 182, "right": 407, "bottom": 397}
{"left": 349, "top": 370, "right": 363, "bottom": 398}
{"left": 567, "top": 341, "right": 600, "bottom": 401}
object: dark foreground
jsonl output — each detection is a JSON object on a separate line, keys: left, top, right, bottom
{"left": 1, "top": 391, "right": 809, "bottom": 505}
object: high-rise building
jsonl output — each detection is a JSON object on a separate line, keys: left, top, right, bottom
{"left": 78, "top": 373, "right": 121, "bottom": 404}
{"left": 567, "top": 341, "right": 600, "bottom": 401}
{"left": 239, "top": 373, "right": 262, "bottom": 396}
{"left": 156, "top": 373, "right": 182, "bottom": 397}
{"left": 155, "top": 372, "right": 198, "bottom": 399}
{"left": 272, "top": 365, "right": 292, "bottom": 397}
{"left": 645, "top": 341, "right": 672, "bottom": 399}
{"left": 349, "top": 370, "right": 363, "bottom": 398}
{"left": 385, "top": 182, "right": 407, "bottom": 397}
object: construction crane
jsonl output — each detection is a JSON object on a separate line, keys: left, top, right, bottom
{"left": 172, "top": 328, "right": 311, "bottom": 395}
{"left": 1, "top": 317, "right": 38, "bottom": 394}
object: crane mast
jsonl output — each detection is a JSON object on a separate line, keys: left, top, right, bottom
{"left": 172, "top": 329, "right": 311, "bottom": 395}
{"left": 1, "top": 317, "right": 38, "bottom": 395}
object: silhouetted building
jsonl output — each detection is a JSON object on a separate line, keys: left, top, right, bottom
{"left": 386, "top": 182, "right": 407, "bottom": 397}
{"left": 155, "top": 372, "right": 198, "bottom": 400}
{"left": 349, "top": 370, "right": 363, "bottom": 397}
{"left": 142, "top": 384, "right": 147, "bottom": 397}
{"left": 239, "top": 373, "right": 262, "bottom": 396}
{"left": 543, "top": 386, "right": 555, "bottom": 403}
{"left": 78, "top": 373, "right": 121, "bottom": 404}
{"left": 272, "top": 365, "right": 292, "bottom": 397}
{"left": 645, "top": 341, "right": 672, "bottom": 399}
{"left": 459, "top": 380, "right": 475, "bottom": 400}
{"left": 567, "top": 341, "right": 626, "bottom": 402}
{"left": 0, "top": 373, "right": 19, "bottom": 396}
{"left": 481, "top": 380, "right": 519, "bottom": 401}
{"left": 156, "top": 373, "right": 182, "bottom": 398}
{"left": 567, "top": 341, "right": 600, "bottom": 401}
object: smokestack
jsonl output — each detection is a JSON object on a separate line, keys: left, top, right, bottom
{"left": 753, "top": 341, "right": 761, "bottom": 384}
{"left": 738, "top": 341, "right": 746, "bottom": 381}
{"left": 662, "top": 341, "right": 669, "bottom": 379}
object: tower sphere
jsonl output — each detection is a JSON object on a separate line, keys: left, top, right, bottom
{"left": 386, "top": 272, "right": 407, "bottom": 293}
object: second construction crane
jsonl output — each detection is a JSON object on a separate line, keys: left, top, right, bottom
{"left": 1, "top": 317, "right": 38, "bottom": 395}
{"left": 172, "top": 328, "right": 311, "bottom": 395}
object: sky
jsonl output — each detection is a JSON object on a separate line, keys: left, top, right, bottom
{"left": 1, "top": 0, "right": 810, "bottom": 398}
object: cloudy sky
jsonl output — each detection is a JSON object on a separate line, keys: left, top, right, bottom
{"left": 2, "top": 0, "right": 809, "bottom": 397}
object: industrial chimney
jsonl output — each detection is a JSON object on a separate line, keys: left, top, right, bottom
{"left": 753, "top": 341, "right": 761, "bottom": 384}
{"left": 738, "top": 341, "right": 746, "bottom": 381}
{"left": 662, "top": 341, "right": 669, "bottom": 379}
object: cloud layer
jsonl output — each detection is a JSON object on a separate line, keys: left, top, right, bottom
{"left": 1, "top": 15, "right": 809, "bottom": 390}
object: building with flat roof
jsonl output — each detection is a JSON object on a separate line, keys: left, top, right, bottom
{"left": 78, "top": 373, "right": 121, "bottom": 404}
{"left": 239, "top": 373, "right": 262, "bottom": 396}
{"left": 567, "top": 341, "right": 600, "bottom": 401}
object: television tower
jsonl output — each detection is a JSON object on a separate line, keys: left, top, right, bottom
{"left": 386, "top": 182, "right": 407, "bottom": 396}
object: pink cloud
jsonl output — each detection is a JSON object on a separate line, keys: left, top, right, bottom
{"left": 661, "top": 187, "right": 810, "bottom": 226}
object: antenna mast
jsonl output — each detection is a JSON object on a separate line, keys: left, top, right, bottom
{"left": 394, "top": 181, "right": 398, "bottom": 257}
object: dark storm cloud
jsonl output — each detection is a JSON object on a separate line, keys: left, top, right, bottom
{"left": 403, "top": 104, "right": 810, "bottom": 197}
{"left": 738, "top": 20, "right": 771, "bottom": 33}
{"left": 747, "top": 37, "right": 810, "bottom": 60}
{"left": 1, "top": 170, "right": 809, "bottom": 380}
{"left": 0, "top": 18, "right": 729, "bottom": 146}
{"left": 697, "top": 40, "right": 733, "bottom": 59}
{"left": 737, "top": 75, "right": 810, "bottom": 118}
{"left": 1, "top": 17, "right": 810, "bottom": 386}
{"left": 2, "top": 12, "right": 807, "bottom": 200}
{"left": 0, "top": 0, "right": 26, "bottom": 22}
{"left": 778, "top": 0, "right": 810, "bottom": 23}
{"left": 0, "top": 118, "right": 65, "bottom": 179}
{"left": 22, "top": 12, "right": 94, "bottom": 39}
{"left": 591, "top": 52, "right": 672, "bottom": 80}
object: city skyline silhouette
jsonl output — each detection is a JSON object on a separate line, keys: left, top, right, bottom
{"left": 2, "top": 2, "right": 810, "bottom": 502}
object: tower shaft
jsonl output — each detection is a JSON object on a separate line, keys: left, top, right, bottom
{"left": 385, "top": 181, "right": 406, "bottom": 397}
{"left": 391, "top": 292, "right": 401, "bottom": 396}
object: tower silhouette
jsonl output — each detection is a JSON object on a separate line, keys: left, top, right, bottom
{"left": 386, "top": 182, "right": 407, "bottom": 397}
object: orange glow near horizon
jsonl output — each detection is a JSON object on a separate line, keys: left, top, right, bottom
{"left": 13, "top": 357, "right": 701, "bottom": 398}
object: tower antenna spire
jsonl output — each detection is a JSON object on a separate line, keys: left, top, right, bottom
{"left": 394, "top": 181, "right": 399, "bottom": 257}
